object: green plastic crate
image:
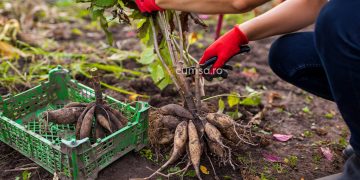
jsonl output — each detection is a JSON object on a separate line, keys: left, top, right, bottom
{"left": 0, "top": 66, "right": 149, "bottom": 179}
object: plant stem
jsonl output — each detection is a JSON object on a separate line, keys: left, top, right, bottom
{"left": 90, "top": 68, "right": 103, "bottom": 104}
{"left": 149, "top": 17, "right": 182, "bottom": 94}
{"left": 201, "top": 94, "right": 248, "bottom": 102}
{"left": 174, "top": 12, "right": 185, "bottom": 65}
{"left": 195, "top": 63, "right": 201, "bottom": 109}
{"left": 157, "top": 12, "right": 197, "bottom": 113}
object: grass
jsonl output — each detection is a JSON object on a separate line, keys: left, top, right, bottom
{"left": 285, "top": 155, "right": 298, "bottom": 168}
{"left": 303, "top": 130, "right": 314, "bottom": 138}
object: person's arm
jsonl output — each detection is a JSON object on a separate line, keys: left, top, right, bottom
{"left": 135, "top": 0, "right": 270, "bottom": 14}
{"left": 155, "top": 0, "right": 270, "bottom": 14}
{"left": 240, "top": 0, "right": 327, "bottom": 40}
{"left": 200, "top": 0, "right": 327, "bottom": 74}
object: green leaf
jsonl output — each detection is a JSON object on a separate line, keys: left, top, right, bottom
{"left": 218, "top": 98, "right": 225, "bottom": 114}
{"left": 22, "top": 170, "right": 31, "bottom": 180}
{"left": 148, "top": 60, "right": 172, "bottom": 90}
{"left": 139, "top": 47, "right": 156, "bottom": 65}
{"left": 93, "top": 0, "right": 116, "bottom": 7}
{"left": 99, "top": 15, "right": 113, "bottom": 45}
{"left": 137, "top": 18, "right": 152, "bottom": 46}
{"left": 167, "top": 166, "right": 181, "bottom": 173}
{"left": 149, "top": 63, "right": 164, "bottom": 82}
{"left": 226, "top": 109, "right": 242, "bottom": 119}
{"left": 302, "top": 106, "right": 311, "bottom": 114}
{"left": 239, "top": 92, "right": 261, "bottom": 106}
{"left": 159, "top": 40, "right": 172, "bottom": 65}
{"left": 227, "top": 92, "right": 240, "bottom": 108}
{"left": 89, "top": 6, "right": 104, "bottom": 19}
{"left": 139, "top": 148, "right": 153, "bottom": 160}
{"left": 89, "top": 6, "right": 113, "bottom": 45}
{"left": 185, "top": 170, "right": 196, "bottom": 177}
{"left": 325, "top": 112, "right": 334, "bottom": 119}
{"left": 156, "top": 75, "right": 171, "bottom": 90}
{"left": 137, "top": 19, "right": 148, "bottom": 29}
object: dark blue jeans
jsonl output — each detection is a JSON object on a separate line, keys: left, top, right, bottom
{"left": 269, "top": 0, "right": 360, "bottom": 159}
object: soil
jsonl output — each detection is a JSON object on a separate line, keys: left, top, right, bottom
{"left": 0, "top": 2, "right": 349, "bottom": 180}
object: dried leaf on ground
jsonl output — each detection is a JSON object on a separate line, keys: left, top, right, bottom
{"left": 320, "top": 147, "right": 333, "bottom": 161}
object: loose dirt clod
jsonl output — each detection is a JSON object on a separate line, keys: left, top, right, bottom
{"left": 157, "top": 128, "right": 174, "bottom": 145}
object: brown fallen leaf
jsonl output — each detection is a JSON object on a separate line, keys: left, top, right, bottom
{"left": 0, "top": 41, "right": 27, "bottom": 58}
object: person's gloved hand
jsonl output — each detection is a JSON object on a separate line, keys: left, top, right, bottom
{"left": 135, "top": 0, "right": 163, "bottom": 13}
{"left": 199, "top": 26, "right": 249, "bottom": 74}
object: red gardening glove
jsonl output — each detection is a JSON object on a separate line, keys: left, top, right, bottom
{"left": 199, "top": 26, "right": 249, "bottom": 74}
{"left": 135, "top": 0, "right": 163, "bottom": 13}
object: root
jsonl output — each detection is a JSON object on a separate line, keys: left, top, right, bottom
{"left": 233, "top": 125, "right": 258, "bottom": 146}
{"left": 145, "top": 162, "right": 191, "bottom": 179}
{"left": 205, "top": 151, "right": 220, "bottom": 180}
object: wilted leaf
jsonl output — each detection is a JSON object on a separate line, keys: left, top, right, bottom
{"left": 53, "top": 172, "right": 59, "bottom": 180}
{"left": 0, "top": 41, "right": 26, "bottom": 58}
{"left": 228, "top": 92, "right": 240, "bottom": 108}
{"left": 245, "top": 86, "right": 255, "bottom": 93}
{"left": 241, "top": 67, "right": 258, "bottom": 78}
{"left": 188, "top": 32, "right": 199, "bottom": 44}
{"left": 263, "top": 152, "right": 282, "bottom": 163}
{"left": 218, "top": 98, "right": 225, "bottom": 114}
{"left": 129, "top": 94, "right": 138, "bottom": 101}
{"left": 267, "top": 91, "right": 282, "bottom": 104}
{"left": 273, "top": 134, "right": 293, "bottom": 142}
{"left": 200, "top": 165, "right": 210, "bottom": 175}
{"left": 320, "top": 147, "right": 333, "bottom": 161}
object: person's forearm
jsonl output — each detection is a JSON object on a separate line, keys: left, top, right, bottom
{"left": 239, "top": 0, "right": 327, "bottom": 41}
{"left": 155, "top": 0, "right": 270, "bottom": 14}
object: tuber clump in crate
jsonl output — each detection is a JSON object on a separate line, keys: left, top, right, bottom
{"left": 44, "top": 68, "right": 128, "bottom": 140}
